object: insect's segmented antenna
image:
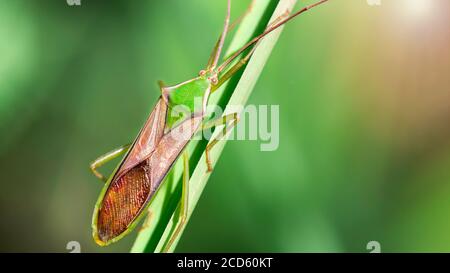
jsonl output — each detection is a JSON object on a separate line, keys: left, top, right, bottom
{"left": 210, "top": 0, "right": 232, "bottom": 70}
{"left": 217, "top": 0, "right": 330, "bottom": 74}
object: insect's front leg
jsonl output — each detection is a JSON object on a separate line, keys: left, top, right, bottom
{"left": 202, "top": 112, "right": 239, "bottom": 172}
{"left": 89, "top": 143, "right": 131, "bottom": 182}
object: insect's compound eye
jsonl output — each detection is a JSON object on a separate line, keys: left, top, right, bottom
{"left": 209, "top": 76, "right": 219, "bottom": 85}
{"left": 199, "top": 70, "right": 207, "bottom": 76}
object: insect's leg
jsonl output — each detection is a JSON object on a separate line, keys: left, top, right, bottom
{"left": 89, "top": 143, "right": 131, "bottom": 182}
{"left": 202, "top": 112, "right": 239, "bottom": 172}
{"left": 162, "top": 152, "right": 190, "bottom": 253}
{"left": 201, "top": 112, "right": 238, "bottom": 131}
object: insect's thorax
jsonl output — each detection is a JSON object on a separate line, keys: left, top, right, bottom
{"left": 164, "top": 76, "right": 211, "bottom": 130}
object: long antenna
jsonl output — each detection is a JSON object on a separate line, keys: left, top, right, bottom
{"left": 211, "top": 0, "right": 232, "bottom": 70}
{"left": 217, "top": 0, "right": 329, "bottom": 73}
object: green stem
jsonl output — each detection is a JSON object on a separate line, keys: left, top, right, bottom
{"left": 131, "top": 0, "right": 297, "bottom": 253}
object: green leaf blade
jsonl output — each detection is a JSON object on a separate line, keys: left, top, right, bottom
{"left": 131, "top": 0, "right": 297, "bottom": 253}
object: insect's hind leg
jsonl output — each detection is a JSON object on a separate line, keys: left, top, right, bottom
{"left": 89, "top": 143, "right": 131, "bottom": 182}
{"left": 162, "top": 151, "right": 190, "bottom": 253}
{"left": 202, "top": 112, "right": 239, "bottom": 172}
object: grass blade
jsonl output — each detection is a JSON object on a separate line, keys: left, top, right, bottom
{"left": 131, "top": 0, "right": 297, "bottom": 253}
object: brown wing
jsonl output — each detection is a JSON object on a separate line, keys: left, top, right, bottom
{"left": 96, "top": 111, "right": 203, "bottom": 243}
{"left": 97, "top": 159, "right": 152, "bottom": 242}
{"left": 119, "top": 98, "right": 167, "bottom": 175}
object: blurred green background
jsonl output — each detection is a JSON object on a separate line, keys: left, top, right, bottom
{"left": 0, "top": 0, "right": 449, "bottom": 252}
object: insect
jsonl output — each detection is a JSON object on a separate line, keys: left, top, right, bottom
{"left": 90, "top": 0, "right": 330, "bottom": 252}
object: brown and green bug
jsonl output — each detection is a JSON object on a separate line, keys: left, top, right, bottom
{"left": 90, "top": 0, "right": 330, "bottom": 251}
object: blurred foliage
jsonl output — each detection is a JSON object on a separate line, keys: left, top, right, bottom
{"left": 0, "top": 0, "right": 449, "bottom": 252}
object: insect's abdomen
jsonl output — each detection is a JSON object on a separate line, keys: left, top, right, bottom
{"left": 97, "top": 160, "right": 151, "bottom": 243}
{"left": 94, "top": 114, "right": 203, "bottom": 245}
